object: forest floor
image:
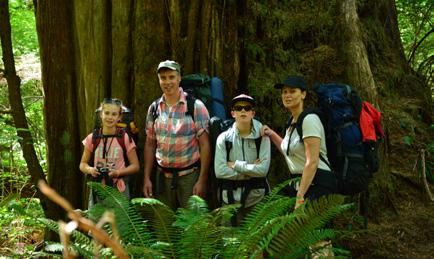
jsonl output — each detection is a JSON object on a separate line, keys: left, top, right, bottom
{"left": 2, "top": 56, "right": 433, "bottom": 258}
{"left": 335, "top": 96, "right": 434, "bottom": 258}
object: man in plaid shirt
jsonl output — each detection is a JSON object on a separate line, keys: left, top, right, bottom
{"left": 143, "top": 60, "right": 211, "bottom": 210}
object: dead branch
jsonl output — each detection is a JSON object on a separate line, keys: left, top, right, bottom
{"left": 420, "top": 149, "right": 434, "bottom": 202}
{"left": 37, "top": 180, "right": 129, "bottom": 259}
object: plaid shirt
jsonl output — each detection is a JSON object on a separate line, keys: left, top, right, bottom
{"left": 146, "top": 88, "right": 210, "bottom": 169}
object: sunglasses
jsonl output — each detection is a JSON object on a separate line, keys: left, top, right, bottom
{"left": 103, "top": 98, "right": 122, "bottom": 105}
{"left": 233, "top": 105, "right": 253, "bottom": 112}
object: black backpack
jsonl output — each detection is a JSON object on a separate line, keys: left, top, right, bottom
{"left": 287, "top": 83, "right": 382, "bottom": 196}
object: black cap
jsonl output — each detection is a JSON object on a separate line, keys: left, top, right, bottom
{"left": 230, "top": 94, "right": 256, "bottom": 107}
{"left": 274, "top": 75, "right": 307, "bottom": 90}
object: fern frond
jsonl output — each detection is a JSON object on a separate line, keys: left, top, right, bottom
{"left": 88, "top": 182, "right": 153, "bottom": 247}
{"left": 175, "top": 196, "right": 225, "bottom": 259}
{"left": 240, "top": 196, "right": 293, "bottom": 233}
{"left": 132, "top": 197, "right": 179, "bottom": 258}
{"left": 124, "top": 244, "right": 165, "bottom": 259}
{"left": 38, "top": 218, "right": 94, "bottom": 258}
{"left": 265, "top": 195, "right": 351, "bottom": 257}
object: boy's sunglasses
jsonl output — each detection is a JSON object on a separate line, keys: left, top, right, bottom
{"left": 103, "top": 98, "right": 122, "bottom": 105}
{"left": 233, "top": 105, "right": 253, "bottom": 112}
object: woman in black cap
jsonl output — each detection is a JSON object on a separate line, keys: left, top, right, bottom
{"left": 261, "top": 75, "right": 336, "bottom": 210}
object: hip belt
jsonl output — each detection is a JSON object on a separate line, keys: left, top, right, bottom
{"left": 157, "top": 161, "right": 200, "bottom": 189}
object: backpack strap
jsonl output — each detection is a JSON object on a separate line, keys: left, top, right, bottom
{"left": 294, "top": 109, "right": 332, "bottom": 170}
{"left": 225, "top": 140, "right": 233, "bottom": 162}
{"left": 150, "top": 97, "right": 162, "bottom": 122}
{"left": 91, "top": 128, "right": 103, "bottom": 153}
{"left": 254, "top": 137, "right": 262, "bottom": 158}
{"left": 185, "top": 93, "right": 196, "bottom": 122}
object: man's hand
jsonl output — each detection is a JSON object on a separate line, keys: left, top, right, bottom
{"left": 193, "top": 179, "right": 206, "bottom": 198}
{"left": 143, "top": 179, "right": 153, "bottom": 198}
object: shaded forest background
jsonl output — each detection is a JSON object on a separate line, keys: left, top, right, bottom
{"left": 0, "top": 0, "right": 432, "bottom": 257}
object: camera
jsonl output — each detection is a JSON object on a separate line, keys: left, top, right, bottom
{"left": 97, "top": 167, "right": 110, "bottom": 174}
{"left": 95, "top": 166, "right": 113, "bottom": 186}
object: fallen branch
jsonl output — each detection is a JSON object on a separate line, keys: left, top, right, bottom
{"left": 419, "top": 149, "right": 434, "bottom": 202}
{"left": 37, "top": 180, "right": 129, "bottom": 259}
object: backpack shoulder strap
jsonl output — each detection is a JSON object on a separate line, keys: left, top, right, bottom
{"left": 116, "top": 128, "right": 127, "bottom": 151}
{"left": 254, "top": 137, "right": 262, "bottom": 158}
{"left": 295, "top": 108, "right": 320, "bottom": 142}
{"left": 185, "top": 93, "right": 196, "bottom": 121}
{"left": 225, "top": 140, "right": 232, "bottom": 162}
{"left": 91, "top": 128, "right": 103, "bottom": 153}
{"left": 151, "top": 97, "right": 162, "bottom": 121}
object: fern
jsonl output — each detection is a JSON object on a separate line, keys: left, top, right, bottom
{"left": 88, "top": 182, "right": 153, "bottom": 248}
{"left": 131, "top": 197, "right": 180, "bottom": 258}
{"left": 265, "top": 195, "right": 352, "bottom": 257}
{"left": 38, "top": 218, "right": 94, "bottom": 258}
{"left": 175, "top": 196, "right": 225, "bottom": 259}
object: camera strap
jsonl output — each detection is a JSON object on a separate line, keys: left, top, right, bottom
{"left": 102, "top": 136, "right": 115, "bottom": 160}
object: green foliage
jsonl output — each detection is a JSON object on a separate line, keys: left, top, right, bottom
{"left": 7, "top": 181, "right": 350, "bottom": 258}
{"left": 0, "top": 0, "right": 38, "bottom": 57}
{"left": 88, "top": 182, "right": 154, "bottom": 248}
{"left": 396, "top": 0, "right": 433, "bottom": 86}
{"left": 0, "top": 195, "right": 45, "bottom": 257}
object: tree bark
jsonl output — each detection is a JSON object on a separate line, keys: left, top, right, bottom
{"left": 73, "top": 1, "right": 111, "bottom": 135}
{"left": 340, "top": 0, "right": 377, "bottom": 103}
{"left": 111, "top": 0, "right": 133, "bottom": 103}
{"left": 183, "top": 0, "right": 200, "bottom": 74}
{"left": 36, "top": 0, "right": 83, "bottom": 215}
{"left": 199, "top": 0, "right": 211, "bottom": 74}
{"left": 166, "top": 0, "right": 182, "bottom": 62}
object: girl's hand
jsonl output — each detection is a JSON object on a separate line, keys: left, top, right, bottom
{"left": 109, "top": 169, "right": 120, "bottom": 178}
{"left": 87, "top": 167, "right": 100, "bottom": 178}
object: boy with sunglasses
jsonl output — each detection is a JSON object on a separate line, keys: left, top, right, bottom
{"left": 214, "top": 94, "right": 271, "bottom": 226}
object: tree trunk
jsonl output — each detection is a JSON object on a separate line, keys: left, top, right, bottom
{"left": 36, "top": 0, "right": 83, "bottom": 215}
{"left": 340, "top": 0, "right": 377, "bottom": 103}
{"left": 111, "top": 0, "right": 133, "bottom": 103}
{"left": 0, "top": 0, "right": 47, "bottom": 208}
{"left": 183, "top": 0, "right": 200, "bottom": 74}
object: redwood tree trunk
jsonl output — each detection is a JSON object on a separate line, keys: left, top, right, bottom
{"left": 36, "top": 0, "right": 83, "bottom": 214}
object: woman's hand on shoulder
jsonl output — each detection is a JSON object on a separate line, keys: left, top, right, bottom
{"left": 261, "top": 125, "right": 272, "bottom": 137}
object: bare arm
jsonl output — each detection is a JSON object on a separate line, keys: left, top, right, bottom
{"left": 297, "top": 136, "right": 321, "bottom": 200}
{"left": 79, "top": 149, "right": 100, "bottom": 178}
{"left": 109, "top": 148, "right": 140, "bottom": 178}
{"left": 143, "top": 136, "right": 156, "bottom": 197}
{"left": 193, "top": 131, "right": 210, "bottom": 198}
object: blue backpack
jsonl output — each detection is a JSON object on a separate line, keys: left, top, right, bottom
{"left": 288, "top": 83, "right": 379, "bottom": 195}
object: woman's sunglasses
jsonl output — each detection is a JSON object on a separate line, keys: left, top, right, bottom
{"left": 233, "top": 105, "right": 253, "bottom": 112}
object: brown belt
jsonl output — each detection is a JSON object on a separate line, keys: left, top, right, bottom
{"left": 158, "top": 167, "right": 198, "bottom": 178}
